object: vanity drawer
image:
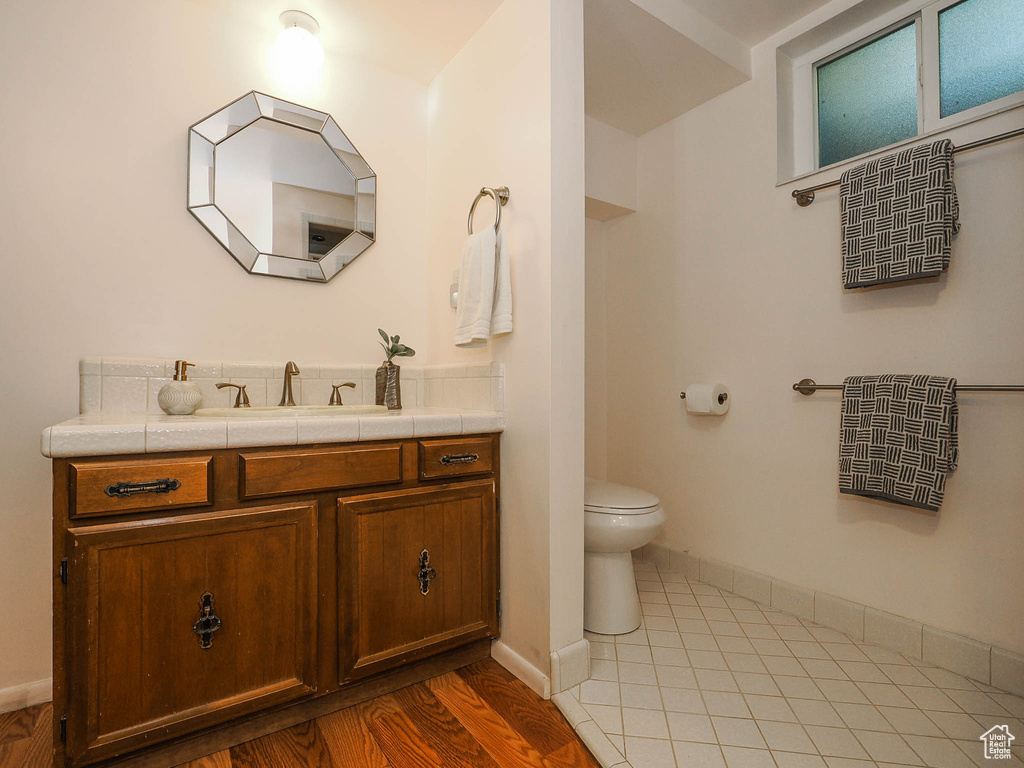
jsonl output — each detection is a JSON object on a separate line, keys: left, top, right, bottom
{"left": 239, "top": 444, "right": 403, "bottom": 499}
{"left": 418, "top": 437, "right": 494, "bottom": 480}
{"left": 70, "top": 456, "right": 213, "bottom": 519}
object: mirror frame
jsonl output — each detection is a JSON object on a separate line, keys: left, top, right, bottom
{"left": 187, "top": 91, "right": 377, "bottom": 283}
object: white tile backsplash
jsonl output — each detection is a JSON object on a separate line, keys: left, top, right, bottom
{"left": 320, "top": 365, "right": 363, "bottom": 380}
{"left": 224, "top": 378, "right": 267, "bottom": 408}
{"left": 79, "top": 357, "right": 102, "bottom": 375}
{"left": 101, "top": 357, "right": 164, "bottom": 377}
{"left": 223, "top": 362, "right": 275, "bottom": 378}
{"left": 80, "top": 375, "right": 101, "bottom": 414}
{"left": 169, "top": 360, "right": 222, "bottom": 378}
{"left": 102, "top": 376, "right": 148, "bottom": 413}
{"left": 86, "top": 357, "right": 504, "bottom": 415}
{"left": 146, "top": 378, "right": 172, "bottom": 413}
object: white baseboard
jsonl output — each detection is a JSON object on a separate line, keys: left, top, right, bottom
{"left": 490, "top": 640, "right": 551, "bottom": 699}
{"left": 0, "top": 678, "right": 52, "bottom": 715}
{"left": 550, "top": 638, "right": 590, "bottom": 694}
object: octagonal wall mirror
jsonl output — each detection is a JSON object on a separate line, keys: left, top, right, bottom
{"left": 188, "top": 91, "right": 376, "bottom": 283}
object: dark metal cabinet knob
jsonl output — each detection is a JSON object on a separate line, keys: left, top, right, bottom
{"left": 192, "top": 592, "right": 222, "bottom": 649}
{"left": 418, "top": 550, "right": 436, "bottom": 595}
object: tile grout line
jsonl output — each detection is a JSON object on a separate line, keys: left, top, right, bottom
{"left": 573, "top": 560, "right": 1023, "bottom": 768}
{"left": 645, "top": 545, "right": 1023, "bottom": 698}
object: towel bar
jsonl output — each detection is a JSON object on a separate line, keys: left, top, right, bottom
{"left": 790, "top": 125, "right": 1024, "bottom": 206}
{"left": 468, "top": 186, "right": 510, "bottom": 234}
{"left": 793, "top": 378, "right": 1024, "bottom": 395}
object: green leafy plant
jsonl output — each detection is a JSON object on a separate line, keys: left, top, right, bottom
{"left": 378, "top": 329, "right": 416, "bottom": 363}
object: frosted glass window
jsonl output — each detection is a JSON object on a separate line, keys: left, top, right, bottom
{"left": 816, "top": 23, "right": 919, "bottom": 168}
{"left": 939, "top": 0, "right": 1024, "bottom": 118}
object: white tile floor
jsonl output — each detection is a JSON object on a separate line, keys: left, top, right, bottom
{"left": 564, "top": 561, "right": 1024, "bottom": 768}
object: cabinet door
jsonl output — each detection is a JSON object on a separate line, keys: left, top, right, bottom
{"left": 339, "top": 480, "right": 498, "bottom": 681}
{"left": 65, "top": 503, "right": 318, "bottom": 766}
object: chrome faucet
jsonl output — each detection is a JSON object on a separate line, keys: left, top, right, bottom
{"left": 279, "top": 361, "right": 300, "bottom": 406}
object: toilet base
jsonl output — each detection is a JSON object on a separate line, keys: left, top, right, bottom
{"left": 584, "top": 550, "right": 642, "bottom": 635}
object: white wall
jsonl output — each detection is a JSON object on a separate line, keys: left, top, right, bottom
{"left": 0, "top": 0, "right": 430, "bottom": 693}
{"left": 424, "top": 0, "right": 586, "bottom": 680}
{"left": 548, "top": 0, "right": 587, "bottom": 662}
{"left": 594, "top": 33, "right": 1024, "bottom": 652}
{"left": 585, "top": 116, "right": 638, "bottom": 215}
{"left": 585, "top": 217, "right": 609, "bottom": 480}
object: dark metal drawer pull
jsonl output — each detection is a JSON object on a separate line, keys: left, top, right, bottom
{"left": 439, "top": 453, "right": 479, "bottom": 466}
{"left": 192, "top": 591, "right": 222, "bottom": 649}
{"left": 104, "top": 478, "right": 181, "bottom": 498}
{"left": 418, "top": 550, "right": 436, "bottom": 595}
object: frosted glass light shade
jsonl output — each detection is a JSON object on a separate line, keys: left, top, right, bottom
{"left": 275, "top": 25, "right": 324, "bottom": 75}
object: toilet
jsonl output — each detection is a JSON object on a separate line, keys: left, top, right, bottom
{"left": 584, "top": 477, "right": 666, "bottom": 635}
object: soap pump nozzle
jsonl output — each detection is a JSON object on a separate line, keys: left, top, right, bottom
{"left": 173, "top": 360, "right": 194, "bottom": 381}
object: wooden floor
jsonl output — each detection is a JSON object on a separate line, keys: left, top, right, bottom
{"left": 0, "top": 660, "right": 598, "bottom": 768}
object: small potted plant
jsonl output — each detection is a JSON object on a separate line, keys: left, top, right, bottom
{"left": 376, "top": 329, "right": 415, "bottom": 409}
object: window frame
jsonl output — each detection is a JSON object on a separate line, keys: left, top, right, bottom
{"left": 812, "top": 15, "right": 924, "bottom": 169}
{"left": 792, "top": 0, "right": 1024, "bottom": 173}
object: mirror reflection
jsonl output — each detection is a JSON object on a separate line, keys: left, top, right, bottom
{"left": 187, "top": 92, "right": 376, "bottom": 283}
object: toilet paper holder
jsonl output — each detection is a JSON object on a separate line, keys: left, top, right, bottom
{"left": 679, "top": 390, "right": 728, "bottom": 404}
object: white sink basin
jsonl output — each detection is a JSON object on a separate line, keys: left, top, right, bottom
{"left": 195, "top": 404, "right": 388, "bottom": 418}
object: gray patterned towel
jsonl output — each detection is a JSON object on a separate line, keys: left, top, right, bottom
{"left": 841, "top": 139, "right": 960, "bottom": 289}
{"left": 839, "top": 375, "right": 958, "bottom": 511}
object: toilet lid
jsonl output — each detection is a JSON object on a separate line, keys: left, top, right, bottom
{"left": 584, "top": 478, "right": 660, "bottom": 515}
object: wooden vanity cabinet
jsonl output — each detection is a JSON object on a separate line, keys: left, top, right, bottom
{"left": 340, "top": 480, "right": 498, "bottom": 681}
{"left": 51, "top": 433, "right": 500, "bottom": 768}
{"left": 64, "top": 503, "right": 318, "bottom": 766}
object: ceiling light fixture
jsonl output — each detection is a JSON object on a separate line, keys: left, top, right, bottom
{"left": 275, "top": 10, "right": 324, "bottom": 83}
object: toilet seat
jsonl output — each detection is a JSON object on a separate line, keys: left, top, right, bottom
{"left": 584, "top": 478, "right": 660, "bottom": 515}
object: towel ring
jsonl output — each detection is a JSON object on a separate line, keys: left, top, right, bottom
{"left": 468, "top": 186, "right": 510, "bottom": 235}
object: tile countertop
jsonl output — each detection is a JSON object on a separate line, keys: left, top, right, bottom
{"left": 40, "top": 408, "right": 506, "bottom": 458}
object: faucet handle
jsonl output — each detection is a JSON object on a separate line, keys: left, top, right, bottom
{"left": 216, "top": 382, "right": 251, "bottom": 408}
{"left": 329, "top": 382, "right": 357, "bottom": 406}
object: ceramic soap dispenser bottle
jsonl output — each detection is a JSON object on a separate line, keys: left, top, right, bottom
{"left": 158, "top": 360, "right": 203, "bottom": 415}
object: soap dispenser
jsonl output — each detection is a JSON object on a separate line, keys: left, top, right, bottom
{"left": 158, "top": 360, "right": 203, "bottom": 415}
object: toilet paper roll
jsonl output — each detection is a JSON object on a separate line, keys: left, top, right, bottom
{"left": 684, "top": 383, "right": 730, "bottom": 415}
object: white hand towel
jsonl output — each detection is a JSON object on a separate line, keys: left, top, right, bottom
{"left": 490, "top": 228, "right": 513, "bottom": 336}
{"left": 454, "top": 227, "right": 513, "bottom": 347}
